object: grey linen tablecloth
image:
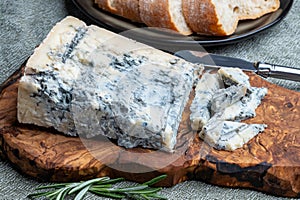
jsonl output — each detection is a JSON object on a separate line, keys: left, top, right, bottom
{"left": 0, "top": 0, "right": 299, "bottom": 199}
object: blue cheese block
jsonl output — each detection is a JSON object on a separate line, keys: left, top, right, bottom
{"left": 17, "top": 16, "right": 202, "bottom": 152}
{"left": 201, "top": 120, "right": 267, "bottom": 151}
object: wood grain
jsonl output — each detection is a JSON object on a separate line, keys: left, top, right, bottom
{"left": 0, "top": 67, "right": 299, "bottom": 198}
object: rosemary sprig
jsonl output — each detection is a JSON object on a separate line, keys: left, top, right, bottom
{"left": 28, "top": 174, "right": 167, "bottom": 200}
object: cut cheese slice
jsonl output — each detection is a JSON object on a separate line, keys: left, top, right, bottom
{"left": 221, "top": 87, "right": 268, "bottom": 121}
{"left": 190, "top": 73, "right": 224, "bottom": 131}
{"left": 218, "top": 67, "right": 251, "bottom": 88}
{"left": 201, "top": 120, "right": 267, "bottom": 151}
{"left": 211, "top": 84, "right": 247, "bottom": 115}
{"left": 190, "top": 68, "right": 268, "bottom": 151}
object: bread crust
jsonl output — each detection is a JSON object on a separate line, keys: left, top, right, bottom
{"left": 183, "top": 0, "right": 280, "bottom": 36}
{"left": 182, "top": 0, "right": 236, "bottom": 36}
{"left": 139, "top": 0, "right": 192, "bottom": 35}
{"left": 139, "top": 0, "right": 171, "bottom": 29}
{"left": 95, "top": 0, "right": 142, "bottom": 22}
{"left": 114, "top": 0, "right": 142, "bottom": 22}
{"left": 94, "top": 0, "right": 117, "bottom": 13}
{"left": 95, "top": 0, "right": 280, "bottom": 36}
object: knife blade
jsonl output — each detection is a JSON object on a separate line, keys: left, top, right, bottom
{"left": 174, "top": 50, "right": 300, "bottom": 82}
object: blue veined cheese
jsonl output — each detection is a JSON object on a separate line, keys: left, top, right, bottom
{"left": 220, "top": 87, "right": 268, "bottom": 121}
{"left": 191, "top": 67, "right": 268, "bottom": 151}
{"left": 17, "top": 16, "right": 202, "bottom": 152}
{"left": 218, "top": 67, "right": 251, "bottom": 88}
{"left": 17, "top": 17, "right": 87, "bottom": 135}
{"left": 201, "top": 120, "right": 267, "bottom": 151}
{"left": 210, "top": 84, "right": 248, "bottom": 115}
{"left": 190, "top": 73, "right": 224, "bottom": 131}
{"left": 24, "top": 17, "right": 87, "bottom": 74}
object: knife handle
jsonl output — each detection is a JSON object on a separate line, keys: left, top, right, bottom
{"left": 256, "top": 62, "right": 300, "bottom": 82}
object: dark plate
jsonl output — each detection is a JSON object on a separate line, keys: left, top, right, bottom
{"left": 71, "top": 0, "right": 293, "bottom": 47}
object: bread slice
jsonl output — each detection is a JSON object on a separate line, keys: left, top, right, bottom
{"left": 94, "top": 0, "right": 280, "bottom": 36}
{"left": 139, "top": 0, "right": 192, "bottom": 35}
{"left": 182, "top": 0, "right": 280, "bottom": 36}
{"left": 94, "top": 0, "right": 142, "bottom": 22}
{"left": 236, "top": 1, "right": 280, "bottom": 20}
{"left": 113, "top": 0, "right": 142, "bottom": 22}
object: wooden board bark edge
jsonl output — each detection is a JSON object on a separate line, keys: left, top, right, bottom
{"left": 0, "top": 65, "right": 299, "bottom": 198}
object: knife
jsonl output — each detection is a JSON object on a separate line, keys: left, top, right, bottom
{"left": 174, "top": 50, "right": 300, "bottom": 82}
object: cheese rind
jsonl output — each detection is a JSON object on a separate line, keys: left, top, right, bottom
{"left": 17, "top": 16, "right": 202, "bottom": 152}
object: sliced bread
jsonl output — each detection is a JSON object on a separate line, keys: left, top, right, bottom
{"left": 94, "top": 0, "right": 280, "bottom": 36}
{"left": 182, "top": 0, "right": 280, "bottom": 36}
{"left": 113, "top": 0, "right": 142, "bottom": 22}
{"left": 139, "top": 0, "right": 192, "bottom": 35}
{"left": 236, "top": 1, "right": 280, "bottom": 20}
{"left": 94, "top": 0, "right": 142, "bottom": 22}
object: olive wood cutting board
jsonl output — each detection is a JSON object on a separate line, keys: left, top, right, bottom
{"left": 0, "top": 64, "right": 299, "bottom": 198}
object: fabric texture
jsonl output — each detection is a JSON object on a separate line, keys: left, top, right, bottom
{"left": 0, "top": 0, "right": 299, "bottom": 199}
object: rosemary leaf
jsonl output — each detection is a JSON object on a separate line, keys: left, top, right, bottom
{"left": 88, "top": 187, "right": 110, "bottom": 193}
{"left": 46, "top": 188, "right": 65, "bottom": 198}
{"left": 127, "top": 187, "right": 162, "bottom": 194}
{"left": 143, "top": 175, "right": 167, "bottom": 186}
{"left": 140, "top": 194, "right": 150, "bottom": 200}
{"left": 90, "top": 184, "right": 112, "bottom": 189}
{"left": 90, "top": 190, "right": 126, "bottom": 199}
{"left": 94, "top": 177, "right": 125, "bottom": 185}
{"left": 68, "top": 177, "right": 108, "bottom": 194}
{"left": 109, "top": 185, "right": 149, "bottom": 192}
{"left": 27, "top": 191, "right": 54, "bottom": 198}
{"left": 74, "top": 185, "right": 91, "bottom": 200}
{"left": 49, "top": 195, "right": 56, "bottom": 200}
{"left": 35, "top": 183, "right": 70, "bottom": 190}
{"left": 55, "top": 187, "right": 72, "bottom": 200}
